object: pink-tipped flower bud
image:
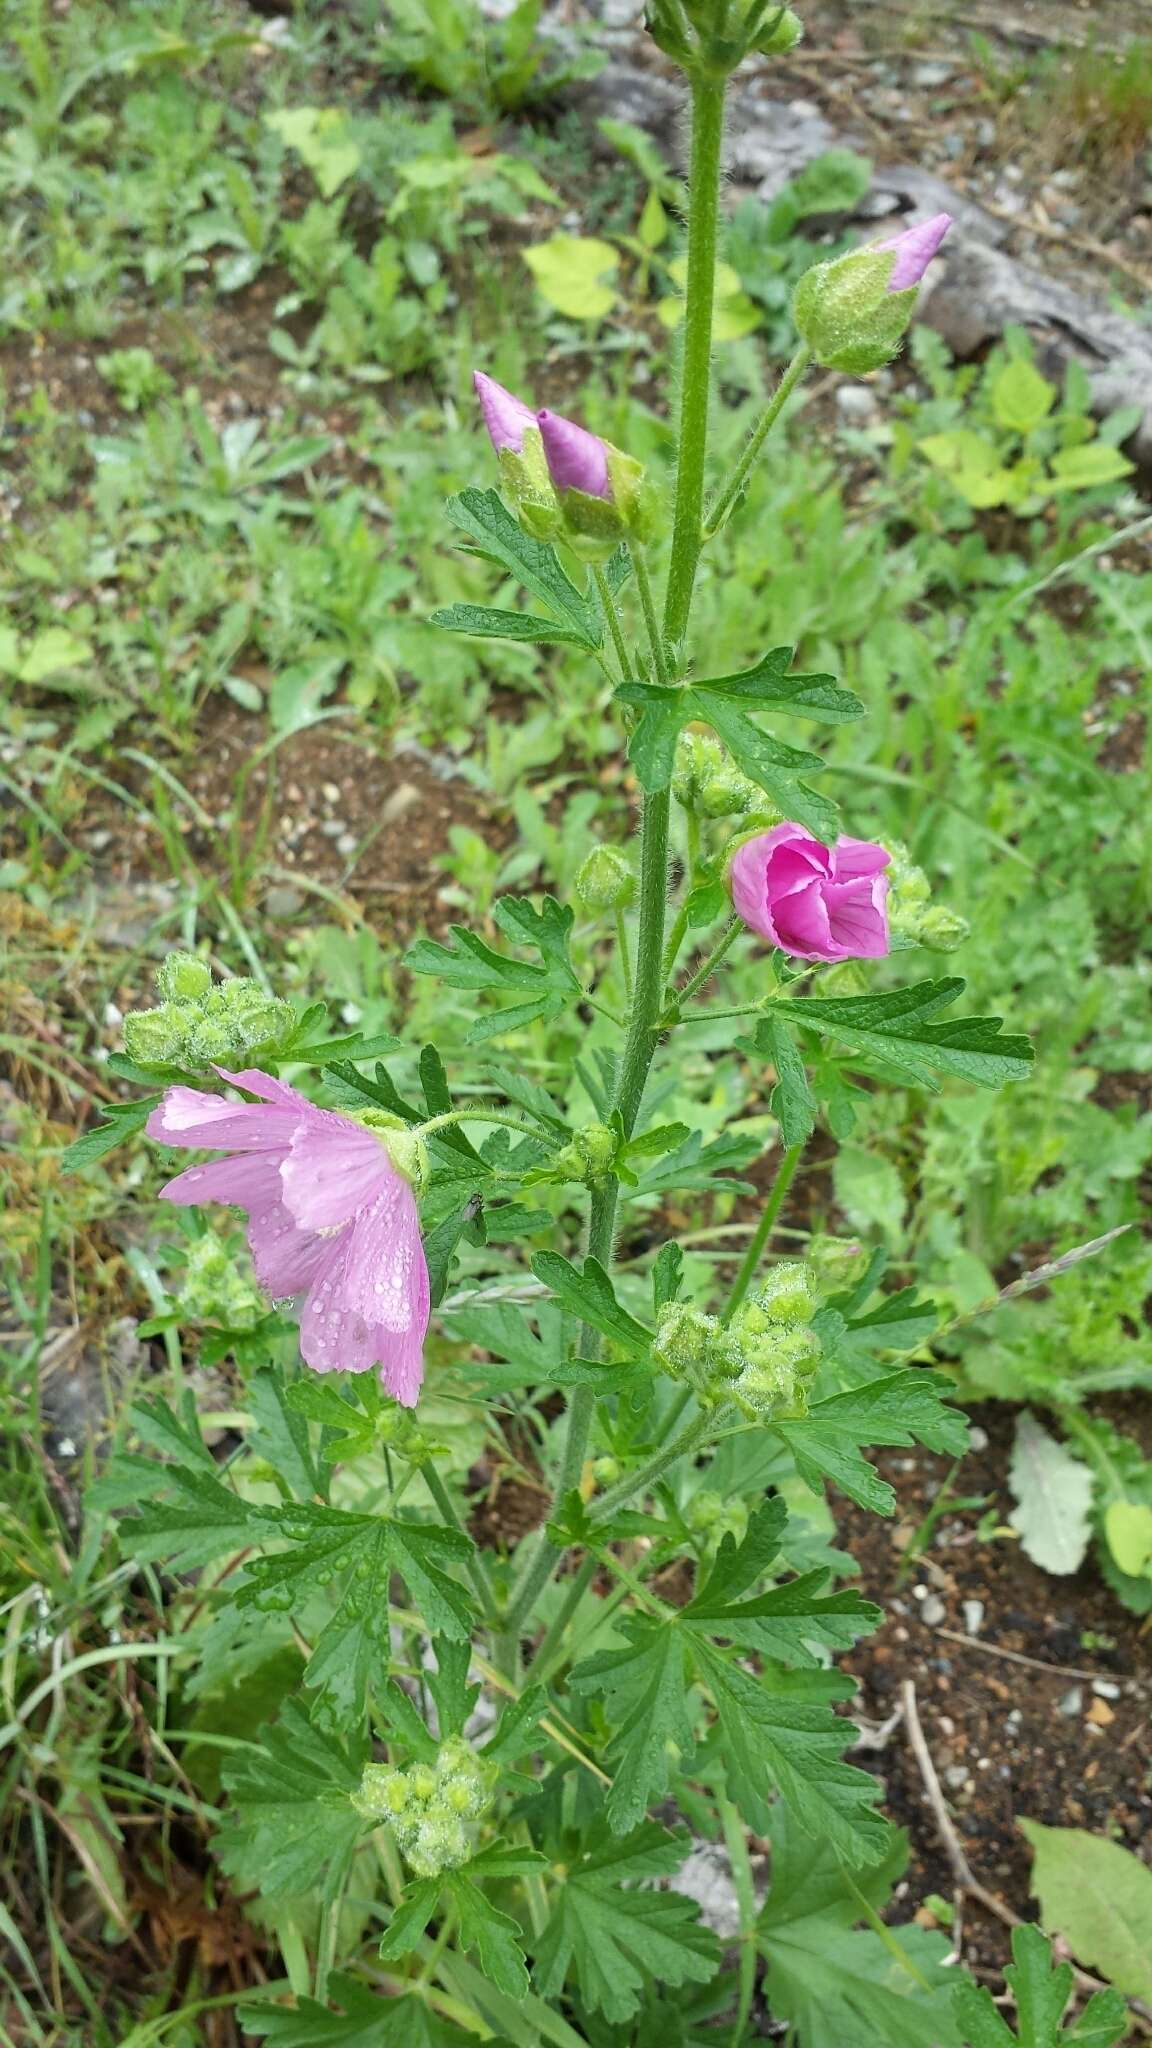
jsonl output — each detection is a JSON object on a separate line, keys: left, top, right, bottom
{"left": 537, "top": 405, "right": 657, "bottom": 557}
{"left": 792, "top": 213, "right": 952, "bottom": 374}
{"left": 473, "top": 370, "right": 536, "bottom": 454}
{"left": 472, "top": 368, "right": 560, "bottom": 540}
{"left": 874, "top": 212, "right": 953, "bottom": 292}
{"left": 538, "top": 409, "right": 611, "bottom": 500}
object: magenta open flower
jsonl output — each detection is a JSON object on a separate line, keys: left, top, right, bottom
{"left": 473, "top": 370, "right": 537, "bottom": 455}
{"left": 730, "top": 823, "right": 891, "bottom": 962}
{"left": 147, "top": 1069, "right": 429, "bottom": 1406}
{"left": 875, "top": 212, "right": 952, "bottom": 291}
{"left": 537, "top": 408, "right": 611, "bottom": 500}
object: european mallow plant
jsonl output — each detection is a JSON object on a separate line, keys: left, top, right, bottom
{"left": 81, "top": 7, "right": 1134, "bottom": 2043}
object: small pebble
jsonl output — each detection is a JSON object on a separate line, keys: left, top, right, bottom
{"left": 1091, "top": 1680, "right": 1121, "bottom": 1701}
{"left": 921, "top": 1595, "right": 947, "bottom": 1627}
{"left": 835, "top": 384, "right": 878, "bottom": 423}
{"left": 962, "top": 1599, "right": 985, "bottom": 1637}
{"left": 1058, "top": 1687, "right": 1083, "bottom": 1717}
{"left": 336, "top": 832, "right": 357, "bottom": 856}
{"left": 943, "top": 1765, "right": 970, "bottom": 1790}
{"left": 967, "top": 1425, "right": 989, "bottom": 1452}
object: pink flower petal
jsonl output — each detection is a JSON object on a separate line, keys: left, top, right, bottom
{"left": 158, "top": 1152, "right": 286, "bottom": 1210}
{"left": 343, "top": 1178, "right": 430, "bottom": 1341}
{"left": 831, "top": 836, "right": 891, "bottom": 881}
{"left": 248, "top": 1199, "right": 332, "bottom": 1299}
{"left": 279, "top": 1118, "right": 392, "bottom": 1232}
{"left": 876, "top": 212, "right": 952, "bottom": 291}
{"left": 537, "top": 409, "right": 611, "bottom": 499}
{"left": 146, "top": 1086, "right": 303, "bottom": 1153}
{"left": 772, "top": 880, "right": 834, "bottom": 958}
{"left": 822, "top": 876, "right": 891, "bottom": 957}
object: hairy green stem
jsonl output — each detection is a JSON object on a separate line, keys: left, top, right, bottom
{"left": 615, "top": 908, "right": 634, "bottom": 1000}
{"left": 589, "top": 1409, "right": 719, "bottom": 1524}
{"left": 721, "top": 1141, "right": 803, "bottom": 1322}
{"left": 423, "top": 1462, "right": 499, "bottom": 1625}
{"left": 418, "top": 1108, "right": 559, "bottom": 1145}
{"left": 663, "top": 68, "right": 727, "bottom": 645}
{"left": 503, "top": 63, "right": 730, "bottom": 1663}
{"left": 633, "top": 550, "right": 669, "bottom": 685}
{"left": 665, "top": 915, "right": 742, "bottom": 1018}
{"left": 530, "top": 1555, "right": 600, "bottom": 1682}
{"left": 593, "top": 561, "right": 633, "bottom": 682}
{"left": 703, "top": 344, "right": 812, "bottom": 540}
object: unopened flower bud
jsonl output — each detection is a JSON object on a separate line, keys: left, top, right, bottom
{"left": 537, "top": 407, "right": 657, "bottom": 557}
{"left": 792, "top": 213, "right": 952, "bottom": 374}
{"left": 751, "top": 1260, "right": 818, "bottom": 1326}
{"left": 185, "top": 1016, "right": 236, "bottom": 1066}
{"left": 234, "top": 998, "right": 295, "bottom": 1053}
{"left": 155, "top": 950, "right": 212, "bottom": 1004}
{"left": 685, "top": 1488, "right": 723, "bottom": 1533}
{"left": 554, "top": 1121, "right": 618, "bottom": 1187}
{"left": 808, "top": 1235, "right": 864, "bottom": 1291}
{"left": 473, "top": 369, "right": 561, "bottom": 540}
{"left": 577, "top": 845, "right": 636, "bottom": 914}
{"left": 917, "top": 904, "right": 970, "bottom": 953}
{"left": 732, "top": 1322, "right": 821, "bottom": 1417}
{"left": 409, "top": 1812, "right": 471, "bottom": 1878}
{"left": 592, "top": 1454, "right": 621, "bottom": 1486}
{"left": 408, "top": 1764, "right": 438, "bottom": 1804}
{"left": 123, "top": 1003, "right": 191, "bottom": 1066}
{"left": 653, "top": 1303, "right": 721, "bottom": 1393}
{"left": 754, "top": 6, "right": 803, "bottom": 54}
{"left": 352, "top": 1763, "right": 411, "bottom": 1822}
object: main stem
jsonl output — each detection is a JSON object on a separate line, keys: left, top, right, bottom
{"left": 663, "top": 67, "right": 727, "bottom": 648}
{"left": 500, "top": 66, "right": 729, "bottom": 1660}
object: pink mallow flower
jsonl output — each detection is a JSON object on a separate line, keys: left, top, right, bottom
{"left": 537, "top": 408, "right": 611, "bottom": 500}
{"left": 875, "top": 212, "right": 952, "bottom": 291}
{"left": 730, "top": 823, "right": 891, "bottom": 962}
{"left": 146, "top": 1069, "right": 429, "bottom": 1406}
{"left": 473, "top": 369, "right": 537, "bottom": 454}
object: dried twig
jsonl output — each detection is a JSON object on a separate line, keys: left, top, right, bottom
{"left": 900, "top": 1680, "right": 1152, "bottom": 2033}
{"left": 933, "top": 1627, "right": 1139, "bottom": 1688}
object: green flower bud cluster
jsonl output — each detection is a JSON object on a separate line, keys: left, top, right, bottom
{"left": 886, "top": 842, "right": 970, "bottom": 954}
{"left": 576, "top": 845, "right": 636, "bottom": 914}
{"left": 177, "top": 1233, "right": 264, "bottom": 1330}
{"left": 122, "top": 953, "right": 295, "bottom": 1071}
{"left": 685, "top": 1488, "right": 749, "bottom": 1551}
{"left": 653, "top": 1263, "right": 822, "bottom": 1417}
{"left": 672, "top": 732, "right": 760, "bottom": 820}
{"left": 725, "top": 1280, "right": 821, "bottom": 1418}
{"left": 352, "top": 1737, "right": 497, "bottom": 1878}
{"left": 552, "top": 1121, "right": 618, "bottom": 1188}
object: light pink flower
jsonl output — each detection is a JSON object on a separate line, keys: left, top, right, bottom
{"left": 537, "top": 408, "right": 611, "bottom": 499}
{"left": 875, "top": 212, "right": 952, "bottom": 291}
{"left": 730, "top": 823, "right": 891, "bottom": 961}
{"left": 473, "top": 370, "right": 537, "bottom": 454}
{"left": 147, "top": 1069, "right": 429, "bottom": 1406}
